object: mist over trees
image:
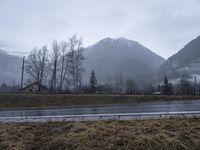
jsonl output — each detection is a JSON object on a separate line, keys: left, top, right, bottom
{"left": 6, "top": 35, "right": 197, "bottom": 95}
{"left": 24, "top": 41, "right": 200, "bottom": 95}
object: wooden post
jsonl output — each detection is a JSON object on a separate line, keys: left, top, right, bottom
{"left": 194, "top": 76, "right": 197, "bottom": 95}
{"left": 21, "top": 57, "right": 25, "bottom": 89}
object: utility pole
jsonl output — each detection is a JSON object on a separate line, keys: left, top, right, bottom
{"left": 21, "top": 57, "right": 25, "bottom": 89}
{"left": 194, "top": 76, "right": 197, "bottom": 95}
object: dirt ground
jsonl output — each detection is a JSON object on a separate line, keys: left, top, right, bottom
{"left": 0, "top": 118, "right": 200, "bottom": 150}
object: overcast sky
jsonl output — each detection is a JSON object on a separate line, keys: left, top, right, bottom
{"left": 0, "top": 0, "right": 200, "bottom": 58}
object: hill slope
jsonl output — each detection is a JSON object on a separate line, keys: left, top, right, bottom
{"left": 158, "top": 36, "right": 200, "bottom": 80}
{"left": 83, "top": 38, "right": 165, "bottom": 82}
{"left": 0, "top": 49, "right": 22, "bottom": 84}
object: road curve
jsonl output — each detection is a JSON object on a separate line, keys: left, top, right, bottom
{"left": 0, "top": 99, "right": 200, "bottom": 122}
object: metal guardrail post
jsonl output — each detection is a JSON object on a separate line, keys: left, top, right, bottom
{"left": 99, "top": 116, "right": 102, "bottom": 120}
{"left": 24, "top": 111, "right": 28, "bottom": 122}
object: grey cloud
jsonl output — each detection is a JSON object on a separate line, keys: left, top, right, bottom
{"left": 0, "top": 41, "right": 13, "bottom": 49}
{"left": 92, "top": 9, "right": 126, "bottom": 23}
{"left": 0, "top": 0, "right": 199, "bottom": 59}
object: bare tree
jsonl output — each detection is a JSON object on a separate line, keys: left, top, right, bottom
{"left": 125, "top": 77, "right": 137, "bottom": 95}
{"left": 114, "top": 72, "right": 124, "bottom": 94}
{"left": 59, "top": 41, "right": 68, "bottom": 92}
{"left": 68, "top": 35, "right": 85, "bottom": 91}
{"left": 25, "top": 34, "right": 85, "bottom": 93}
{"left": 25, "top": 46, "right": 49, "bottom": 90}
{"left": 49, "top": 40, "right": 60, "bottom": 93}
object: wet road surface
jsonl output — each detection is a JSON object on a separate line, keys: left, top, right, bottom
{"left": 0, "top": 99, "right": 200, "bottom": 118}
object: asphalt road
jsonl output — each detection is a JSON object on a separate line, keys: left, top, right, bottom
{"left": 0, "top": 99, "right": 200, "bottom": 118}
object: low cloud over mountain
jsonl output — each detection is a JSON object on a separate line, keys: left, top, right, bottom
{"left": 0, "top": 49, "right": 22, "bottom": 84}
{"left": 158, "top": 36, "right": 200, "bottom": 81}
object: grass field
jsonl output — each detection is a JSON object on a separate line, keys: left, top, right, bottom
{"left": 0, "top": 118, "right": 200, "bottom": 149}
{"left": 0, "top": 93, "right": 200, "bottom": 109}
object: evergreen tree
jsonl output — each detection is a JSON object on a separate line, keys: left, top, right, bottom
{"left": 162, "top": 76, "right": 168, "bottom": 94}
{"left": 179, "top": 77, "right": 193, "bottom": 95}
{"left": 162, "top": 76, "right": 174, "bottom": 95}
{"left": 157, "top": 84, "right": 161, "bottom": 92}
{"left": 164, "top": 76, "right": 168, "bottom": 86}
{"left": 169, "top": 83, "right": 174, "bottom": 95}
{"left": 89, "top": 70, "right": 97, "bottom": 93}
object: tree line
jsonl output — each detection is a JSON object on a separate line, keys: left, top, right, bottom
{"left": 3, "top": 34, "right": 199, "bottom": 95}
{"left": 25, "top": 35, "right": 84, "bottom": 93}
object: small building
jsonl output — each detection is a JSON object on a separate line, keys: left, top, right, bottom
{"left": 152, "top": 91, "right": 161, "bottom": 95}
{"left": 20, "top": 82, "right": 48, "bottom": 93}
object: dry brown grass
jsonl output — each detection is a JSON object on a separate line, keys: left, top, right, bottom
{"left": 0, "top": 118, "right": 200, "bottom": 149}
{"left": 0, "top": 93, "right": 200, "bottom": 109}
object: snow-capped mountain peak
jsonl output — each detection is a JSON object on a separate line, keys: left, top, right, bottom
{"left": 99, "top": 37, "right": 137, "bottom": 47}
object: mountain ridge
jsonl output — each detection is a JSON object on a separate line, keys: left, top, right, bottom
{"left": 0, "top": 50, "right": 22, "bottom": 84}
{"left": 83, "top": 37, "right": 165, "bottom": 82}
{"left": 158, "top": 35, "right": 200, "bottom": 80}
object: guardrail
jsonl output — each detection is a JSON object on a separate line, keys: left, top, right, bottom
{"left": 0, "top": 111, "right": 200, "bottom": 122}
